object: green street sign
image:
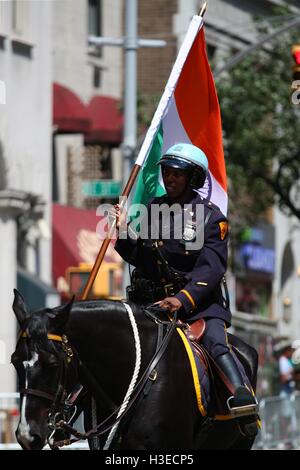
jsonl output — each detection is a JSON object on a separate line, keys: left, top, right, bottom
{"left": 82, "top": 180, "right": 121, "bottom": 198}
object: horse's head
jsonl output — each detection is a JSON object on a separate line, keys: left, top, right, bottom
{"left": 11, "top": 289, "right": 76, "bottom": 450}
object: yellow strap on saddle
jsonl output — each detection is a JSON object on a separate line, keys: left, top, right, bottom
{"left": 176, "top": 328, "right": 260, "bottom": 422}
{"left": 176, "top": 327, "right": 206, "bottom": 417}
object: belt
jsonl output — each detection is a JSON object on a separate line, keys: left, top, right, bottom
{"left": 127, "top": 282, "right": 176, "bottom": 304}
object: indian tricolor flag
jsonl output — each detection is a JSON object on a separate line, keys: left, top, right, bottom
{"left": 132, "top": 15, "right": 227, "bottom": 215}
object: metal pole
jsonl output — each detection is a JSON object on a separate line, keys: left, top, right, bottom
{"left": 123, "top": 0, "right": 137, "bottom": 182}
{"left": 121, "top": 0, "right": 138, "bottom": 294}
{"left": 214, "top": 17, "right": 300, "bottom": 77}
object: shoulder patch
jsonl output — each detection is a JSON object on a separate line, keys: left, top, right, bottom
{"left": 219, "top": 221, "right": 228, "bottom": 240}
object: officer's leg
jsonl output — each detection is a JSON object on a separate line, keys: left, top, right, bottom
{"left": 201, "top": 318, "right": 258, "bottom": 437}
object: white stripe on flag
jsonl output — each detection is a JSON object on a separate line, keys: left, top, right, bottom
{"left": 162, "top": 97, "right": 228, "bottom": 215}
{"left": 135, "top": 15, "right": 203, "bottom": 168}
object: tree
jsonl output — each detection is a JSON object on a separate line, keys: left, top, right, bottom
{"left": 216, "top": 15, "right": 300, "bottom": 235}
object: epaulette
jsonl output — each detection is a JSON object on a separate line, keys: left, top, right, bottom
{"left": 202, "top": 198, "right": 221, "bottom": 212}
{"left": 198, "top": 196, "right": 225, "bottom": 227}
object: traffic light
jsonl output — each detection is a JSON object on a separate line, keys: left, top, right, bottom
{"left": 292, "top": 43, "right": 300, "bottom": 84}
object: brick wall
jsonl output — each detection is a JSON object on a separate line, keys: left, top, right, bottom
{"left": 67, "top": 144, "right": 114, "bottom": 209}
{"left": 137, "top": 0, "right": 178, "bottom": 126}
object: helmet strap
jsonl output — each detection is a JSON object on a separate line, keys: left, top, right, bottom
{"left": 189, "top": 168, "right": 206, "bottom": 189}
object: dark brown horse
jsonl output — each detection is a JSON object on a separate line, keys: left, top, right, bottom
{"left": 11, "top": 289, "right": 258, "bottom": 450}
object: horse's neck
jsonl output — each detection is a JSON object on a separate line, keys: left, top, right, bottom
{"left": 66, "top": 301, "right": 157, "bottom": 398}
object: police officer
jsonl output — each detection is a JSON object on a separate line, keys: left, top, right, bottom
{"left": 114, "top": 143, "right": 257, "bottom": 437}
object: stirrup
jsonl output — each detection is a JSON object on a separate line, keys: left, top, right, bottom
{"left": 226, "top": 395, "right": 259, "bottom": 418}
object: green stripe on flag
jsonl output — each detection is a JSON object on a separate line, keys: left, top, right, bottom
{"left": 132, "top": 126, "right": 165, "bottom": 207}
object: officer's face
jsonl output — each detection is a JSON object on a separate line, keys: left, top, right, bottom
{"left": 162, "top": 166, "right": 190, "bottom": 200}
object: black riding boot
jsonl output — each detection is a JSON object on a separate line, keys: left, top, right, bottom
{"left": 216, "top": 353, "right": 259, "bottom": 438}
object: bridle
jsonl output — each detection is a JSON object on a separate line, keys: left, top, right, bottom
{"left": 17, "top": 331, "right": 79, "bottom": 436}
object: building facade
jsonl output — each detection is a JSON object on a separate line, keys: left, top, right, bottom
{"left": 52, "top": 0, "right": 124, "bottom": 213}
{"left": 0, "top": 0, "right": 55, "bottom": 392}
{"left": 51, "top": 0, "right": 124, "bottom": 300}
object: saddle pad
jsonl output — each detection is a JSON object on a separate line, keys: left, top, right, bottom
{"left": 176, "top": 328, "right": 210, "bottom": 416}
{"left": 176, "top": 328, "right": 256, "bottom": 420}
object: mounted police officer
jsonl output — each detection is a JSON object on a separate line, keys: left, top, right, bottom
{"left": 114, "top": 142, "right": 258, "bottom": 437}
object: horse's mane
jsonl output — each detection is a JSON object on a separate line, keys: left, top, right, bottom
{"left": 74, "top": 299, "right": 140, "bottom": 315}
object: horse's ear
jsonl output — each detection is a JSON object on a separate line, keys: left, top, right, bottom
{"left": 52, "top": 296, "right": 75, "bottom": 331}
{"left": 12, "top": 289, "right": 29, "bottom": 327}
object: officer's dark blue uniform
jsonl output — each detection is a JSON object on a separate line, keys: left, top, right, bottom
{"left": 115, "top": 142, "right": 258, "bottom": 437}
{"left": 115, "top": 191, "right": 231, "bottom": 358}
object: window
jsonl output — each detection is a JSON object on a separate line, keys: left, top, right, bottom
{"left": 88, "top": 0, "right": 101, "bottom": 37}
{"left": 12, "top": 0, "right": 23, "bottom": 35}
{"left": 93, "top": 66, "right": 102, "bottom": 88}
{"left": 88, "top": 0, "right": 102, "bottom": 57}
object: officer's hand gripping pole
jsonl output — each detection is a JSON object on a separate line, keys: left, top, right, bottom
{"left": 81, "top": 164, "right": 141, "bottom": 300}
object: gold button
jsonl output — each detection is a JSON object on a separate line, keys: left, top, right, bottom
{"left": 185, "top": 251, "right": 189, "bottom": 255}
{"left": 158, "top": 241, "right": 164, "bottom": 246}
{"left": 157, "top": 260, "right": 162, "bottom": 265}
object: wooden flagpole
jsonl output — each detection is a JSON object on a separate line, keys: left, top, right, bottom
{"left": 81, "top": 164, "right": 140, "bottom": 300}
{"left": 81, "top": 2, "right": 208, "bottom": 301}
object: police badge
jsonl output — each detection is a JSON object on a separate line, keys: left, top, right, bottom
{"left": 182, "top": 222, "right": 197, "bottom": 242}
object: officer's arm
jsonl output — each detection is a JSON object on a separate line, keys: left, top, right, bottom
{"left": 174, "top": 213, "right": 228, "bottom": 315}
{"left": 114, "top": 226, "right": 140, "bottom": 266}
{"left": 114, "top": 200, "right": 151, "bottom": 267}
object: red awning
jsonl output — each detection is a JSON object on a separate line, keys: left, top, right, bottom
{"left": 53, "top": 83, "right": 91, "bottom": 133}
{"left": 86, "top": 96, "right": 123, "bottom": 144}
{"left": 52, "top": 204, "right": 122, "bottom": 286}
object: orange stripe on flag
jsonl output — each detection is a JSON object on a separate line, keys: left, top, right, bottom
{"left": 174, "top": 29, "right": 227, "bottom": 192}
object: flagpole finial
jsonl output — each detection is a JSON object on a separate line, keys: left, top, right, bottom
{"left": 199, "top": 2, "right": 207, "bottom": 18}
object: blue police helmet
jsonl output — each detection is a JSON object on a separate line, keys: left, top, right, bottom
{"left": 158, "top": 143, "right": 208, "bottom": 188}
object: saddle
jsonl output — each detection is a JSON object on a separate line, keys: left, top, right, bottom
{"left": 185, "top": 319, "right": 257, "bottom": 418}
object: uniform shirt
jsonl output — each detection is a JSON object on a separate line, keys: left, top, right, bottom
{"left": 115, "top": 191, "right": 231, "bottom": 325}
